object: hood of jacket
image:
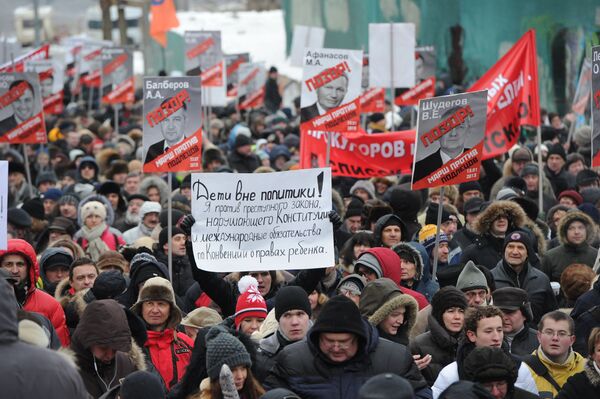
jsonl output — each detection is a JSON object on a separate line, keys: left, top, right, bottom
{"left": 392, "top": 242, "right": 426, "bottom": 281}
{"left": 0, "top": 239, "right": 39, "bottom": 294}
{"left": 0, "top": 275, "right": 18, "bottom": 344}
{"left": 557, "top": 211, "right": 596, "bottom": 246}
{"left": 38, "top": 247, "right": 73, "bottom": 289}
{"left": 383, "top": 185, "right": 422, "bottom": 222}
{"left": 364, "top": 247, "right": 402, "bottom": 283}
{"left": 77, "top": 155, "right": 99, "bottom": 182}
{"left": 77, "top": 193, "right": 116, "bottom": 227}
{"left": 473, "top": 200, "right": 527, "bottom": 236}
{"left": 139, "top": 175, "right": 170, "bottom": 206}
{"left": 373, "top": 214, "right": 408, "bottom": 246}
{"left": 72, "top": 299, "right": 132, "bottom": 353}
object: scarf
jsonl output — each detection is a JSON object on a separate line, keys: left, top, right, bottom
{"left": 138, "top": 222, "right": 154, "bottom": 237}
{"left": 82, "top": 222, "right": 110, "bottom": 261}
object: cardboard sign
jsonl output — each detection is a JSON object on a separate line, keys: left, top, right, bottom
{"left": 225, "top": 53, "right": 250, "bottom": 97}
{"left": 143, "top": 77, "right": 203, "bottom": 172}
{"left": 368, "top": 23, "right": 415, "bottom": 88}
{"left": 0, "top": 72, "right": 46, "bottom": 143}
{"left": 190, "top": 168, "right": 335, "bottom": 272}
{"left": 396, "top": 46, "right": 436, "bottom": 106}
{"left": 411, "top": 91, "right": 488, "bottom": 190}
{"left": 0, "top": 160, "right": 7, "bottom": 250}
{"left": 25, "top": 59, "right": 65, "bottom": 115}
{"left": 592, "top": 46, "right": 600, "bottom": 166}
{"left": 101, "top": 47, "right": 134, "bottom": 104}
{"left": 290, "top": 25, "right": 326, "bottom": 67}
{"left": 300, "top": 129, "right": 415, "bottom": 178}
{"left": 300, "top": 48, "right": 363, "bottom": 132}
{"left": 237, "top": 62, "right": 266, "bottom": 110}
{"left": 184, "top": 31, "right": 224, "bottom": 87}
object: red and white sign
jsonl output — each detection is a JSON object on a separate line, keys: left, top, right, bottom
{"left": 184, "top": 31, "right": 224, "bottom": 87}
{"left": 225, "top": 53, "right": 250, "bottom": 97}
{"left": 395, "top": 47, "right": 436, "bottom": 106}
{"left": 101, "top": 47, "right": 134, "bottom": 104}
{"left": 25, "top": 59, "right": 64, "bottom": 115}
{"left": 238, "top": 62, "right": 266, "bottom": 110}
{"left": 360, "top": 88, "right": 385, "bottom": 113}
{"left": 0, "top": 72, "right": 46, "bottom": 144}
{"left": 0, "top": 44, "right": 49, "bottom": 73}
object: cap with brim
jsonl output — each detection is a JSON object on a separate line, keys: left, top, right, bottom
{"left": 464, "top": 197, "right": 484, "bottom": 214}
{"left": 127, "top": 193, "right": 150, "bottom": 202}
{"left": 336, "top": 274, "right": 367, "bottom": 293}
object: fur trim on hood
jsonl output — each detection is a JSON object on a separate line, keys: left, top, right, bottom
{"left": 139, "top": 175, "right": 170, "bottom": 206}
{"left": 558, "top": 210, "right": 596, "bottom": 245}
{"left": 77, "top": 193, "right": 116, "bottom": 226}
{"left": 96, "top": 148, "right": 120, "bottom": 175}
{"left": 392, "top": 242, "right": 424, "bottom": 281}
{"left": 473, "top": 201, "right": 527, "bottom": 236}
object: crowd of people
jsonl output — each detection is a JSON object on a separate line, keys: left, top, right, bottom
{"left": 1, "top": 66, "right": 600, "bottom": 399}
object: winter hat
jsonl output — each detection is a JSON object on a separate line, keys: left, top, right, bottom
{"left": 181, "top": 307, "right": 223, "bottom": 329}
{"left": 205, "top": 326, "right": 252, "bottom": 380}
{"left": 566, "top": 153, "right": 586, "bottom": 170}
{"left": 310, "top": 295, "right": 367, "bottom": 343}
{"left": 462, "top": 346, "right": 518, "bottom": 386}
{"left": 234, "top": 134, "right": 252, "bottom": 149}
{"left": 89, "top": 270, "right": 127, "bottom": 300}
{"left": 130, "top": 253, "right": 168, "bottom": 285}
{"left": 261, "top": 388, "right": 301, "bottom": 399}
{"left": 578, "top": 203, "right": 600, "bottom": 224}
{"left": 504, "top": 177, "right": 527, "bottom": 195}
{"left": 120, "top": 370, "right": 165, "bottom": 399}
{"left": 558, "top": 190, "right": 583, "bottom": 206}
{"left": 510, "top": 197, "right": 539, "bottom": 222}
{"left": 502, "top": 230, "right": 531, "bottom": 256}
{"left": 358, "top": 373, "right": 415, "bottom": 399}
{"left": 69, "top": 149, "right": 85, "bottom": 162}
{"left": 546, "top": 143, "right": 567, "bottom": 162}
{"left": 493, "top": 286, "right": 533, "bottom": 318}
{"left": 74, "top": 299, "right": 131, "bottom": 352}
{"left": 18, "top": 319, "right": 50, "bottom": 348}
{"left": 127, "top": 193, "right": 150, "bottom": 203}
{"left": 131, "top": 277, "right": 182, "bottom": 329}
{"left": 350, "top": 180, "right": 376, "bottom": 200}
{"left": 496, "top": 187, "right": 519, "bottom": 201}
{"left": 354, "top": 252, "right": 383, "bottom": 278}
{"left": 520, "top": 163, "right": 539, "bottom": 178}
{"left": 21, "top": 198, "right": 45, "bottom": 220}
{"left": 511, "top": 147, "right": 533, "bottom": 163}
{"left": 80, "top": 200, "right": 107, "bottom": 221}
{"left": 40, "top": 248, "right": 73, "bottom": 272}
{"left": 8, "top": 161, "right": 26, "bottom": 176}
{"left": 359, "top": 277, "right": 418, "bottom": 331}
{"left": 429, "top": 185, "right": 458, "bottom": 204}
{"left": 275, "top": 285, "right": 312, "bottom": 321}
{"left": 158, "top": 226, "right": 186, "bottom": 249}
{"left": 425, "top": 202, "right": 457, "bottom": 225}
{"left": 48, "top": 217, "right": 76, "bottom": 236}
{"left": 96, "top": 251, "right": 129, "bottom": 273}
{"left": 336, "top": 274, "right": 368, "bottom": 295}
{"left": 42, "top": 188, "right": 63, "bottom": 201}
{"left": 139, "top": 201, "right": 161, "bottom": 218}
{"left": 459, "top": 181, "right": 482, "bottom": 195}
{"left": 418, "top": 224, "right": 449, "bottom": 251}
{"left": 234, "top": 276, "right": 267, "bottom": 329}
{"left": 439, "top": 381, "right": 495, "bottom": 399}
{"left": 345, "top": 196, "right": 365, "bottom": 219}
{"left": 463, "top": 197, "right": 484, "bottom": 215}
{"left": 431, "top": 286, "right": 468, "bottom": 327}
{"left": 456, "top": 261, "right": 488, "bottom": 292}
{"left": 7, "top": 208, "right": 32, "bottom": 228}
{"left": 57, "top": 194, "right": 80, "bottom": 207}
{"left": 35, "top": 171, "right": 57, "bottom": 186}
{"left": 97, "top": 180, "right": 121, "bottom": 196}
{"left": 559, "top": 264, "right": 596, "bottom": 302}
{"left": 576, "top": 169, "right": 599, "bottom": 188}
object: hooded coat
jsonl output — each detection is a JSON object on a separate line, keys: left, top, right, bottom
{"left": 394, "top": 242, "right": 439, "bottom": 302}
{"left": 139, "top": 175, "right": 171, "bottom": 206}
{"left": 0, "top": 239, "right": 70, "bottom": 346}
{"left": 541, "top": 211, "right": 597, "bottom": 282}
{"left": 373, "top": 214, "right": 408, "bottom": 247}
{"left": 0, "top": 276, "right": 88, "bottom": 398}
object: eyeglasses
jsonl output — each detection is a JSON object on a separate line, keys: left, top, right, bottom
{"left": 482, "top": 381, "right": 507, "bottom": 391}
{"left": 319, "top": 336, "right": 356, "bottom": 350}
{"left": 541, "top": 329, "right": 571, "bottom": 338}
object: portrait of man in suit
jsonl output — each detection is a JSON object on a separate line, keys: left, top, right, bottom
{"left": 413, "top": 105, "right": 472, "bottom": 182}
{"left": 144, "top": 97, "right": 188, "bottom": 164}
{"left": 103, "top": 61, "right": 129, "bottom": 97}
{"left": 39, "top": 74, "right": 54, "bottom": 99}
{"left": 0, "top": 79, "right": 36, "bottom": 137}
{"left": 301, "top": 72, "right": 349, "bottom": 122}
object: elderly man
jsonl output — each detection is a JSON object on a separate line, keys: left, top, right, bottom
{"left": 123, "top": 201, "right": 161, "bottom": 244}
{"left": 266, "top": 295, "right": 431, "bottom": 399}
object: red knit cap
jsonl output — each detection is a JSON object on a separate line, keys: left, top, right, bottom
{"left": 234, "top": 276, "right": 267, "bottom": 330}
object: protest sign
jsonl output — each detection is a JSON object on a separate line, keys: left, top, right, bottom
{"left": 0, "top": 161, "right": 6, "bottom": 250}
{"left": 0, "top": 44, "right": 49, "bottom": 73}
{"left": 101, "top": 47, "right": 134, "bottom": 104}
{"left": 25, "top": 59, "right": 65, "bottom": 115}
{"left": 300, "top": 130, "right": 415, "bottom": 178}
{"left": 0, "top": 41, "right": 21, "bottom": 65}
{"left": 360, "top": 88, "right": 385, "bottom": 113}
{"left": 237, "top": 62, "right": 266, "bottom": 110}
{"left": 0, "top": 72, "right": 46, "bottom": 144}
{"left": 396, "top": 46, "right": 436, "bottom": 106}
{"left": 368, "top": 23, "right": 415, "bottom": 88}
{"left": 468, "top": 30, "right": 539, "bottom": 159}
{"left": 300, "top": 48, "right": 362, "bottom": 132}
{"left": 184, "top": 31, "right": 224, "bottom": 87}
{"left": 290, "top": 25, "right": 326, "bottom": 67}
{"left": 79, "top": 46, "right": 104, "bottom": 88}
{"left": 592, "top": 46, "right": 600, "bottom": 167}
{"left": 143, "top": 77, "right": 203, "bottom": 172}
{"left": 411, "top": 90, "right": 487, "bottom": 190}
{"left": 225, "top": 53, "right": 250, "bottom": 97}
{"left": 190, "top": 168, "right": 335, "bottom": 272}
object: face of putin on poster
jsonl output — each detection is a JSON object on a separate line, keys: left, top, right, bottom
{"left": 11, "top": 80, "right": 35, "bottom": 122}
{"left": 438, "top": 107, "right": 470, "bottom": 157}
{"left": 316, "top": 74, "right": 348, "bottom": 112}
{"left": 160, "top": 98, "right": 187, "bottom": 146}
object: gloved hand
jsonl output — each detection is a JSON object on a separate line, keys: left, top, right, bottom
{"left": 219, "top": 364, "right": 240, "bottom": 399}
{"left": 328, "top": 210, "right": 343, "bottom": 232}
{"left": 180, "top": 214, "right": 196, "bottom": 237}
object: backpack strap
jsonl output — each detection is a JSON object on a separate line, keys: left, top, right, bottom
{"left": 522, "top": 354, "right": 562, "bottom": 393}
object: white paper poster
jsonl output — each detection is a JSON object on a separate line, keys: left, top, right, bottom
{"left": 290, "top": 25, "right": 326, "bottom": 67}
{"left": 368, "top": 23, "right": 415, "bottom": 88}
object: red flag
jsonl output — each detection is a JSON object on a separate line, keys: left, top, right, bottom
{"left": 150, "top": 0, "right": 179, "bottom": 47}
{"left": 468, "top": 30, "right": 539, "bottom": 159}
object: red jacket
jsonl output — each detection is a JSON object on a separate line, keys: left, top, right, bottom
{"left": 145, "top": 329, "right": 194, "bottom": 390}
{"left": 366, "top": 247, "right": 429, "bottom": 310}
{"left": 0, "top": 239, "right": 70, "bottom": 346}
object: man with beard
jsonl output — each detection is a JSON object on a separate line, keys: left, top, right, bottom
{"left": 114, "top": 194, "right": 148, "bottom": 232}
{"left": 123, "top": 201, "right": 161, "bottom": 244}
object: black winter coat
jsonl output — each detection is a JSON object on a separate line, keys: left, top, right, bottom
{"left": 227, "top": 151, "right": 261, "bottom": 174}
{"left": 459, "top": 234, "right": 505, "bottom": 269}
{"left": 556, "top": 360, "right": 600, "bottom": 399}
{"left": 265, "top": 320, "right": 431, "bottom": 399}
{"left": 507, "top": 327, "right": 538, "bottom": 358}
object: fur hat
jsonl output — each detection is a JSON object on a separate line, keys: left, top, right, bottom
{"left": 205, "top": 326, "right": 252, "bottom": 380}
{"left": 234, "top": 276, "right": 267, "bottom": 330}
{"left": 131, "top": 277, "right": 182, "bottom": 329}
{"left": 462, "top": 346, "right": 518, "bottom": 386}
{"left": 96, "top": 251, "right": 129, "bottom": 273}
{"left": 80, "top": 200, "right": 107, "bottom": 221}
{"left": 431, "top": 286, "right": 468, "bottom": 327}
{"left": 358, "top": 373, "right": 415, "bottom": 399}
{"left": 350, "top": 180, "right": 376, "bottom": 200}
{"left": 139, "top": 201, "right": 161, "bottom": 218}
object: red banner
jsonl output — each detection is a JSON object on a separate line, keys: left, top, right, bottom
{"left": 468, "top": 30, "right": 540, "bottom": 159}
{"left": 395, "top": 77, "right": 435, "bottom": 106}
{"left": 0, "top": 111, "right": 46, "bottom": 144}
{"left": 102, "top": 77, "right": 135, "bottom": 104}
{"left": 0, "top": 45, "right": 50, "bottom": 73}
{"left": 300, "top": 129, "right": 414, "bottom": 178}
{"left": 300, "top": 97, "right": 361, "bottom": 133}
{"left": 43, "top": 92, "right": 64, "bottom": 115}
{"left": 360, "top": 88, "right": 385, "bottom": 113}
{"left": 143, "top": 128, "right": 203, "bottom": 173}
{"left": 201, "top": 62, "right": 223, "bottom": 87}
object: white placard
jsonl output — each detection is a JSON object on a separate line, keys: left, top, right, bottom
{"left": 369, "top": 23, "right": 415, "bottom": 88}
{"left": 290, "top": 25, "right": 326, "bottom": 67}
{"left": 191, "top": 168, "right": 335, "bottom": 272}
{"left": 0, "top": 161, "right": 7, "bottom": 249}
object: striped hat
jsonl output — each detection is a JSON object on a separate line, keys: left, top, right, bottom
{"left": 234, "top": 276, "right": 267, "bottom": 330}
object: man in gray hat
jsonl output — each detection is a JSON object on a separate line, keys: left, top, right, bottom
{"left": 492, "top": 287, "right": 538, "bottom": 357}
{"left": 456, "top": 261, "right": 491, "bottom": 307}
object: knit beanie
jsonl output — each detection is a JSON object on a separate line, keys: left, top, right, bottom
{"left": 139, "top": 201, "right": 161, "bottom": 218}
{"left": 310, "top": 295, "right": 367, "bottom": 342}
{"left": 234, "top": 134, "right": 252, "bottom": 149}
{"left": 418, "top": 224, "right": 449, "bottom": 251}
{"left": 354, "top": 252, "right": 383, "bottom": 278}
{"left": 274, "top": 286, "right": 312, "bottom": 321}
{"left": 81, "top": 200, "right": 107, "bottom": 221}
{"left": 431, "top": 286, "right": 468, "bottom": 327}
{"left": 22, "top": 198, "right": 45, "bottom": 220}
{"left": 336, "top": 274, "right": 368, "bottom": 295}
{"left": 42, "top": 188, "right": 63, "bottom": 201}
{"left": 350, "top": 180, "right": 376, "bottom": 200}
{"left": 205, "top": 326, "right": 252, "bottom": 380}
{"left": 456, "top": 261, "right": 488, "bottom": 292}
{"left": 462, "top": 346, "right": 518, "bottom": 386}
{"left": 234, "top": 276, "right": 267, "bottom": 330}
{"left": 158, "top": 226, "right": 186, "bottom": 249}
{"left": 558, "top": 190, "right": 583, "bottom": 206}
{"left": 547, "top": 143, "right": 567, "bottom": 162}
{"left": 345, "top": 196, "right": 365, "bottom": 219}
{"left": 576, "top": 169, "right": 600, "bottom": 188}
{"left": 120, "top": 370, "right": 165, "bottom": 399}
{"left": 358, "top": 373, "right": 415, "bottom": 399}
{"left": 520, "top": 163, "right": 539, "bottom": 178}
{"left": 573, "top": 125, "right": 592, "bottom": 150}
{"left": 57, "top": 194, "right": 80, "bottom": 207}
{"left": 458, "top": 181, "right": 482, "bottom": 195}
{"left": 502, "top": 230, "right": 531, "bottom": 257}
